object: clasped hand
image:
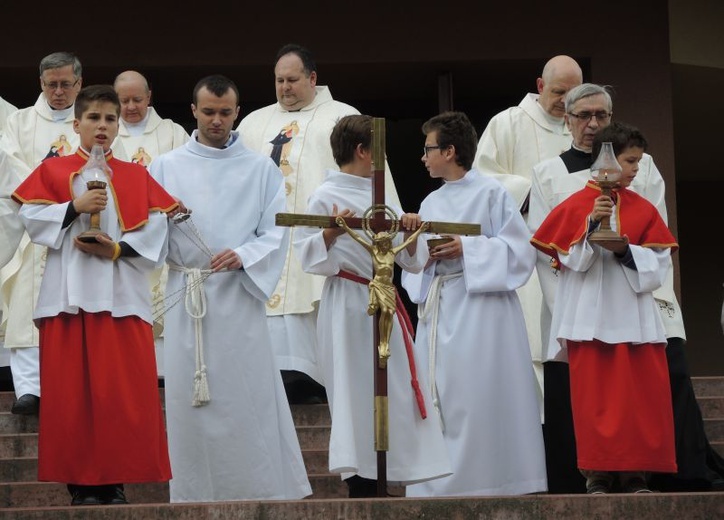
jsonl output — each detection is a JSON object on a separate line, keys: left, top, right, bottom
{"left": 73, "top": 187, "right": 107, "bottom": 214}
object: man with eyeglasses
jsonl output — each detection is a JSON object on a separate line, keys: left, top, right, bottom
{"left": 473, "top": 55, "right": 582, "bottom": 415}
{"left": 529, "top": 82, "right": 724, "bottom": 493}
{"left": 0, "top": 51, "right": 82, "bottom": 416}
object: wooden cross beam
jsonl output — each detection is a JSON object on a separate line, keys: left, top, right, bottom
{"left": 276, "top": 117, "right": 479, "bottom": 497}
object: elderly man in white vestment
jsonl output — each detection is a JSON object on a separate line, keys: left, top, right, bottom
{"left": 237, "top": 43, "right": 401, "bottom": 405}
{"left": 150, "top": 74, "right": 311, "bottom": 502}
{"left": 473, "top": 55, "right": 582, "bottom": 406}
{"left": 112, "top": 70, "right": 190, "bottom": 377}
{"left": 403, "top": 111, "right": 547, "bottom": 497}
{"left": 530, "top": 82, "right": 724, "bottom": 493}
{"left": 0, "top": 51, "right": 82, "bottom": 415}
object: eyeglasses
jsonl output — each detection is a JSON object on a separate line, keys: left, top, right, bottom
{"left": 423, "top": 145, "right": 443, "bottom": 157}
{"left": 42, "top": 78, "right": 80, "bottom": 91}
{"left": 568, "top": 111, "right": 612, "bottom": 123}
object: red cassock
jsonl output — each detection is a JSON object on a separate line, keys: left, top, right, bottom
{"left": 532, "top": 181, "right": 678, "bottom": 473}
{"left": 13, "top": 150, "right": 176, "bottom": 485}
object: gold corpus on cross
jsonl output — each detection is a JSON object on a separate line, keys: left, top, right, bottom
{"left": 335, "top": 205, "right": 430, "bottom": 370}
{"left": 275, "top": 117, "right": 480, "bottom": 496}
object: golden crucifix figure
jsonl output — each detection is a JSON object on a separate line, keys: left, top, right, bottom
{"left": 336, "top": 206, "right": 429, "bottom": 368}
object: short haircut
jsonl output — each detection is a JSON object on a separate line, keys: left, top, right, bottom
{"left": 275, "top": 43, "right": 316, "bottom": 76}
{"left": 74, "top": 85, "right": 120, "bottom": 119}
{"left": 564, "top": 83, "right": 612, "bottom": 114}
{"left": 330, "top": 114, "right": 372, "bottom": 167}
{"left": 39, "top": 51, "right": 82, "bottom": 78}
{"left": 592, "top": 121, "right": 648, "bottom": 159}
{"left": 422, "top": 111, "right": 478, "bottom": 170}
{"left": 193, "top": 75, "right": 239, "bottom": 105}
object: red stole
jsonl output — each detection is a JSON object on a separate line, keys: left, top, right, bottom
{"left": 531, "top": 181, "right": 678, "bottom": 268}
{"left": 12, "top": 148, "right": 178, "bottom": 232}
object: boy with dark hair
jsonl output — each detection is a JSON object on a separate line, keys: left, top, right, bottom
{"left": 403, "top": 111, "right": 547, "bottom": 497}
{"left": 531, "top": 121, "right": 678, "bottom": 494}
{"left": 294, "top": 114, "right": 451, "bottom": 497}
{"left": 12, "top": 84, "right": 175, "bottom": 505}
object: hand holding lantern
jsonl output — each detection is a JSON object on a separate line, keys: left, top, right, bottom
{"left": 588, "top": 141, "right": 626, "bottom": 245}
{"left": 77, "top": 144, "right": 113, "bottom": 243}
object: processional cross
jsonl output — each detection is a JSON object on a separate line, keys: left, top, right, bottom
{"left": 276, "top": 118, "right": 480, "bottom": 496}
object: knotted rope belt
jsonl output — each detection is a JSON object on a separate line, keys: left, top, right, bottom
{"left": 168, "top": 264, "right": 213, "bottom": 407}
{"left": 418, "top": 271, "right": 463, "bottom": 432}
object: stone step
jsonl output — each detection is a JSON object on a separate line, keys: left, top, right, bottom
{"left": 0, "top": 474, "right": 351, "bottom": 507}
{"left": 0, "top": 492, "right": 721, "bottom": 519}
{"left": 0, "top": 425, "right": 332, "bottom": 457}
{"left": 697, "top": 396, "right": 724, "bottom": 419}
{"left": 0, "top": 449, "right": 331, "bottom": 483}
{"left": 0, "top": 401, "right": 332, "bottom": 430}
{"left": 692, "top": 377, "right": 724, "bottom": 398}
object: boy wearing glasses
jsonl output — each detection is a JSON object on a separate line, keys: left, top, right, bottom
{"left": 293, "top": 114, "right": 450, "bottom": 497}
{"left": 403, "top": 111, "right": 547, "bottom": 497}
{"left": 0, "top": 51, "right": 83, "bottom": 416}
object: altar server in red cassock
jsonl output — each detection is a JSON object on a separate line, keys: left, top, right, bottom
{"left": 531, "top": 122, "right": 677, "bottom": 494}
{"left": 12, "top": 85, "right": 175, "bottom": 506}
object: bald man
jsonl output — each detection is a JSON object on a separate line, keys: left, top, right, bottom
{"left": 473, "top": 55, "right": 583, "bottom": 414}
{"left": 113, "top": 70, "right": 189, "bottom": 377}
{"left": 113, "top": 70, "right": 189, "bottom": 168}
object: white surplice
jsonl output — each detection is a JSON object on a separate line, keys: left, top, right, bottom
{"left": 150, "top": 131, "right": 311, "bottom": 502}
{"left": 529, "top": 151, "right": 685, "bottom": 363}
{"left": 17, "top": 175, "right": 169, "bottom": 322}
{"left": 402, "top": 170, "right": 547, "bottom": 497}
{"left": 549, "top": 215, "right": 670, "bottom": 361}
{"left": 293, "top": 170, "right": 451, "bottom": 484}
{"left": 237, "top": 86, "right": 400, "bottom": 383}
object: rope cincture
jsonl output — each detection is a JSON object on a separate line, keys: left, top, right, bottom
{"left": 418, "top": 271, "right": 462, "bottom": 433}
{"left": 164, "top": 213, "right": 216, "bottom": 407}
{"left": 167, "top": 265, "right": 213, "bottom": 407}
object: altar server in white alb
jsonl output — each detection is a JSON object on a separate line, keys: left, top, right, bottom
{"left": 294, "top": 114, "right": 451, "bottom": 498}
{"left": 402, "top": 111, "right": 547, "bottom": 497}
{"left": 473, "top": 55, "right": 582, "bottom": 405}
{"left": 150, "top": 74, "right": 311, "bottom": 503}
{"left": 0, "top": 51, "right": 83, "bottom": 416}
{"left": 237, "top": 43, "right": 401, "bottom": 404}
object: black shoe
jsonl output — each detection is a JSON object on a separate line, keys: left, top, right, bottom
{"left": 345, "top": 475, "right": 379, "bottom": 498}
{"left": 11, "top": 394, "right": 39, "bottom": 415}
{"left": 281, "top": 370, "right": 328, "bottom": 405}
{"left": 70, "top": 487, "right": 103, "bottom": 506}
{"left": 103, "top": 484, "right": 128, "bottom": 505}
{"left": 586, "top": 480, "right": 611, "bottom": 494}
{"left": 623, "top": 477, "right": 652, "bottom": 494}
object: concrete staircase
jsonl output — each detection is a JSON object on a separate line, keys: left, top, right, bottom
{"left": 0, "top": 378, "right": 721, "bottom": 519}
